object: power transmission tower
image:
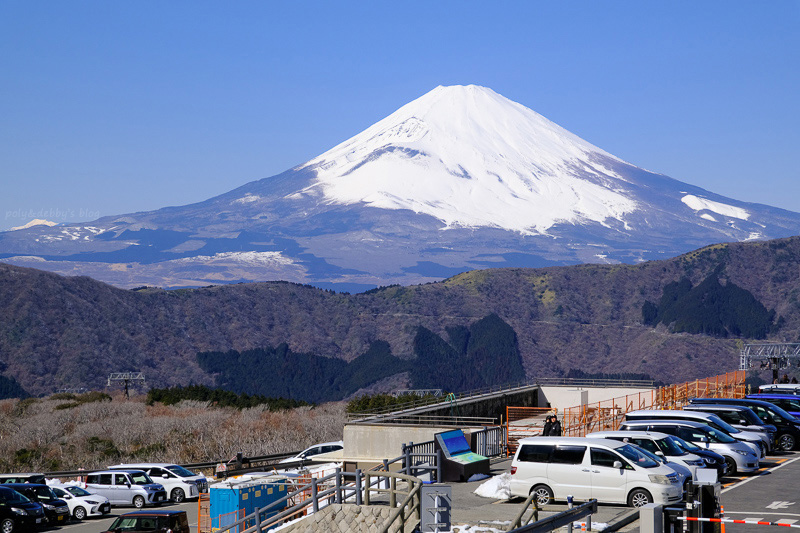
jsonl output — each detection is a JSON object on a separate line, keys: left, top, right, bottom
{"left": 107, "top": 372, "right": 146, "bottom": 398}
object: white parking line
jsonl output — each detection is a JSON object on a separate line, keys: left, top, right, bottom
{"left": 721, "top": 455, "right": 800, "bottom": 494}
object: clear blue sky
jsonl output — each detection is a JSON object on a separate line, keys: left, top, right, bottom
{"left": 1, "top": 1, "right": 798, "bottom": 230}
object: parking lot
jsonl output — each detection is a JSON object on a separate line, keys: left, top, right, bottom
{"left": 29, "top": 449, "right": 800, "bottom": 532}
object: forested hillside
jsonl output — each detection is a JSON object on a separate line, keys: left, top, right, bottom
{"left": 3, "top": 236, "right": 800, "bottom": 397}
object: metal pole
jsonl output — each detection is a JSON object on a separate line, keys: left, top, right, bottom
{"left": 567, "top": 495, "right": 574, "bottom": 533}
{"left": 335, "top": 468, "right": 342, "bottom": 504}
{"left": 404, "top": 444, "right": 412, "bottom": 476}
{"left": 254, "top": 506, "right": 261, "bottom": 532}
{"left": 311, "top": 478, "right": 319, "bottom": 513}
{"left": 382, "top": 459, "right": 390, "bottom": 489}
{"left": 436, "top": 449, "right": 442, "bottom": 482}
{"left": 355, "top": 469, "right": 363, "bottom": 506}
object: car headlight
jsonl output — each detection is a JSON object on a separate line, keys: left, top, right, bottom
{"left": 734, "top": 450, "right": 752, "bottom": 456}
{"left": 86, "top": 500, "right": 99, "bottom": 504}
{"left": 43, "top": 503, "right": 56, "bottom": 510}
{"left": 10, "top": 507, "right": 28, "bottom": 516}
{"left": 649, "top": 474, "right": 673, "bottom": 485}
{"left": 686, "top": 460, "right": 705, "bottom": 466}
{"left": 702, "top": 457, "right": 717, "bottom": 464}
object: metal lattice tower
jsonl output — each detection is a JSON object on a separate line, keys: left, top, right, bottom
{"left": 740, "top": 343, "right": 800, "bottom": 383}
{"left": 107, "top": 372, "right": 146, "bottom": 398}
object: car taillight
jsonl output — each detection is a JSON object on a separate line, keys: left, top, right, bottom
{"left": 511, "top": 466, "right": 517, "bottom": 475}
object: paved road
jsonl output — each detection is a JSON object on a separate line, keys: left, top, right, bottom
{"left": 46, "top": 499, "right": 198, "bottom": 533}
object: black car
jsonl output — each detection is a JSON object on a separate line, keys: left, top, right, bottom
{"left": 690, "top": 397, "right": 800, "bottom": 451}
{"left": 0, "top": 484, "right": 69, "bottom": 526}
{"left": 102, "top": 509, "right": 190, "bottom": 533}
{"left": 0, "top": 485, "right": 47, "bottom": 532}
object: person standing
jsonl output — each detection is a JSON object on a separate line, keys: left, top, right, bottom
{"left": 542, "top": 415, "right": 553, "bottom": 436}
{"left": 549, "top": 415, "right": 562, "bottom": 436}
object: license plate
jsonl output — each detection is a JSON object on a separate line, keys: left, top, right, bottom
{"left": 36, "top": 518, "right": 44, "bottom": 524}
{"left": 157, "top": 495, "right": 164, "bottom": 501}
{"left": 57, "top": 515, "right": 65, "bottom": 521}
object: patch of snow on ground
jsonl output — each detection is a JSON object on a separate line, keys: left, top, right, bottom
{"left": 681, "top": 194, "right": 750, "bottom": 220}
{"left": 234, "top": 193, "right": 262, "bottom": 204}
{"left": 172, "top": 251, "right": 294, "bottom": 266}
{"left": 474, "top": 472, "right": 511, "bottom": 500}
{"left": 468, "top": 473, "right": 491, "bottom": 482}
{"left": 572, "top": 521, "right": 609, "bottom": 531}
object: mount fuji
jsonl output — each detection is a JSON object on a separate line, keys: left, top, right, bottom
{"left": 3, "top": 85, "right": 800, "bottom": 290}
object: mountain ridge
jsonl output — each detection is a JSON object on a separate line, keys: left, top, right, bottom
{"left": 3, "top": 235, "right": 800, "bottom": 397}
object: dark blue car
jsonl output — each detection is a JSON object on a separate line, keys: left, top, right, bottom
{"left": 747, "top": 394, "right": 800, "bottom": 418}
{"left": 0, "top": 485, "right": 47, "bottom": 532}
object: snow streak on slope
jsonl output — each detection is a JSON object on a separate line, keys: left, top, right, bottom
{"left": 301, "top": 85, "right": 639, "bottom": 234}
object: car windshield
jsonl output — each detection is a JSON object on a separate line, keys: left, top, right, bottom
{"left": 0, "top": 489, "right": 31, "bottom": 504}
{"left": 657, "top": 436, "right": 686, "bottom": 456}
{"left": 166, "top": 465, "right": 196, "bottom": 478}
{"left": 706, "top": 414, "right": 740, "bottom": 434}
{"left": 671, "top": 436, "right": 701, "bottom": 452}
{"left": 703, "top": 426, "right": 736, "bottom": 443}
{"left": 130, "top": 472, "right": 155, "bottom": 485}
{"left": 64, "top": 486, "right": 93, "bottom": 497}
{"left": 32, "top": 486, "right": 59, "bottom": 502}
{"left": 616, "top": 444, "right": 660, "bottom": 468}
{"left": 108, "top": 516, "right": 169, "bottom": 530}
{"left": 762, "top": 403, "right": 799, "bottom": 424}
{"left": 737, "top": 408, "right": 765, "bottom": 426}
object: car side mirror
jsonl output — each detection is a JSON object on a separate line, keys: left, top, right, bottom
{"left": 163, "top": 474, "right": 170, "bottom": 478}
{"left": 613, "top": 461, "right": 622, "bottom": 469}
{"left": 655, "top": 451, "right": 664, "bottom": 456}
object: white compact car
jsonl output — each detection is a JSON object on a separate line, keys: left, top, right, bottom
{"left": 510, "top": 436, "right": 684, "bottom": 507}
{"left": 49, "top": 484, "right": 111, "bottom": 520}
{"left": 279, "top": 441, "right": 344, "bottom": 464}
{"left": 587, "top": 430, "right": 707, "bottom": 479}
{"left": 108, "top": 463, "right": 207, "bottom": 503}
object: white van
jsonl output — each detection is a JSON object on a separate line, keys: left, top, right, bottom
{"left": 108, "top": 463, "right": 207, "bottom": 502}
{"left": 510, "top": 437, "right": 684, "bottom": 508}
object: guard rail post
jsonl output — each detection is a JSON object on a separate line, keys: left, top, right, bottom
{"left": 355, "top": 469, "right": 363, "bottom": 505}
{"left": 254, "top": 506, "right": 262, "bottom": 532}
{"left": 404, "top": 443, "right": 412, "bottom": 476}
{"left": 335, "top": 468, "right": 342, "bottom": 504}
{"left": 436, "top": 449, "right": 442, "bottom": 482}
{"left": 383, "top": 459, "right": 390, "bottom": 488}
{"left": 311, "top": 478, "right": 319, "bottom": 513}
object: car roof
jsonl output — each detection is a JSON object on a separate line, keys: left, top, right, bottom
{"left": 118, "top": 509, "right": 186, "bottom": 516}
{"left": 108, "top": 463, "right": 177, "bottom": 468}
{"left": 691, "top": 397, "right": 778, "bottom": 408}
{"left": 627, "top": 409, "right": 713, "bottom": 418}
{"left": 517, "top": 436, "right": 628, "bottom": 448}
{"left": 0, "top": 483, "right": 49, "bottom": 489}
{"left": 88, "top": 469, "right": 147, "bottom": 474}
{"left": 684, "top": 404, "right": 750, "bottom": 411}
{"left": 587, "top": 430, "right": 671, "bottom": 439}
{"left": 749, "top": 393, "right": 800, "bottom": 399}
{"left": 621, "top": 419, "right": 707, "bottom": 428}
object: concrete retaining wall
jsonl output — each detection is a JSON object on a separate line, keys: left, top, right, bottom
{"left": 538, "top": 386, "right": 655, "bottom": 410}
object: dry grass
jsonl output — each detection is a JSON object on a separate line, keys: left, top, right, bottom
{"left": 0, "top": 392, "right": 347, "bottom": 472}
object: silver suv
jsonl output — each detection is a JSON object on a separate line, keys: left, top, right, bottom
{"left": 85, "top": 470, "right": 167, "bottom": 508}
{"left": 108, "top": 463, "right": 206, "bottom": 503}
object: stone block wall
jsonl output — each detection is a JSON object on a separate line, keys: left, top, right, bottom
{"left": 277, "top": 503, "right": 411, "bottom": 533}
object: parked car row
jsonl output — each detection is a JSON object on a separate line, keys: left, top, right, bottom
{"left": 509, "top": 395, "right": 800, "bottom": 509}
{"left": 0, "top": 462, "right": 207, "bottom": 531}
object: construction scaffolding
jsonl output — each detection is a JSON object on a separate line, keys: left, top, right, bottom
{"left": 740, "top": 343, "right": 800, "bottom": 383}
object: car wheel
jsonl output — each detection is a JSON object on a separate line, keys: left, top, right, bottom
{"left": 530, "top": 484, "right": 553, "bottom": 506}
{"left": 171, "top": 488, "right": 186, "bottom": 503}
{"left": 724, "top": 456, "right": 737, "bottom": 476}
{"left": 778, "top": 433, "right": 796, "bottom": 452}
{"left": 1, "top": 518, "right": 14, "bottom": 533}
{"left": 133, "top": 495, "right": 146, "bottom": 508}
{"left": 73, "top": 506, "right": 87, "bottom": 520}
{"left": 628, "top": 488, "right": 653, "bottom": 508}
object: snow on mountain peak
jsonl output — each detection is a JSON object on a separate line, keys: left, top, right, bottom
{"left": 301, "top": 84, "right": 639, "bottom": 235}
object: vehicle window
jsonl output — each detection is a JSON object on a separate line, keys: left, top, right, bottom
{"left": 0, "top": 489, "right": 30, "bottom": 504}
{"left": 628, "top": 438, "right": 659, "bottom": 454}
{"left": 652, "top": 425, "right": 677, "bottom": 435}
{"left": 517, "top": 444, "right": 553, "bottom": 463}
{"left": 114, "top": 474, "right": 129, "bottom": 485}
{"left": 657, "top": 437, "right": 686, "bottom": 456}
{"left": 166, "top": 465, "right": 196, "bottom": 478}
{"left": 590, "top": 448, "right": 624, "bottom": 468}
{"left": 32, "top": 486, "right": 57, "bottom": 501}
{"left": 551, "top": 445, "right": 586, "bottom": 465}
{"left": 130, "top": 472, "right": 154, "bottom": 485}
{"left": 705, "top": 427, "right": 736, "bottom": 443}
{"left": 65, "top": 486, "right": 92, "bottom": 497}
{"left": 714, "top": 411, "right": 738, "bottom": 425}
{"left": 98, "top": 474, "right": 113, "bottom": 485}
{"left": 53, "top": 487, "right": 67, "bottom": 497}
{"left": 616, "top": 444, "right": 660, "bottom": 468}
{"left": 777, "top": 398, "right": 800, "bottom": 411}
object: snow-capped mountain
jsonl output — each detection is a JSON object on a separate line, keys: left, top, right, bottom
{"left": 2, "top": 85, "right": 799, "bottom": 290}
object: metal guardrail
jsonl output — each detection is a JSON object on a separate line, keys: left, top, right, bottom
{"left": 509, "top": 500, "right": 598, "bottom": 533}
{"left": 349, "top": 377, "right": 655, "bottom": 421}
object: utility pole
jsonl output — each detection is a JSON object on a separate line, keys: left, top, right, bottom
{"left": 107, "top": 372, "right": 146, "bottom": 398}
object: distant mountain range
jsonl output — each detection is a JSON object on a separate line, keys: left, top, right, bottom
{"left": 2, "top": 85, "right": 799, "bottom": 291}
{"left": 3, "top": 235, "right": 800, "bottom": 398}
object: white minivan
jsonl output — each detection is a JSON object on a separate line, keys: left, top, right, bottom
{"left": 510, "top": 437, "right": 684, "bottom": 508}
